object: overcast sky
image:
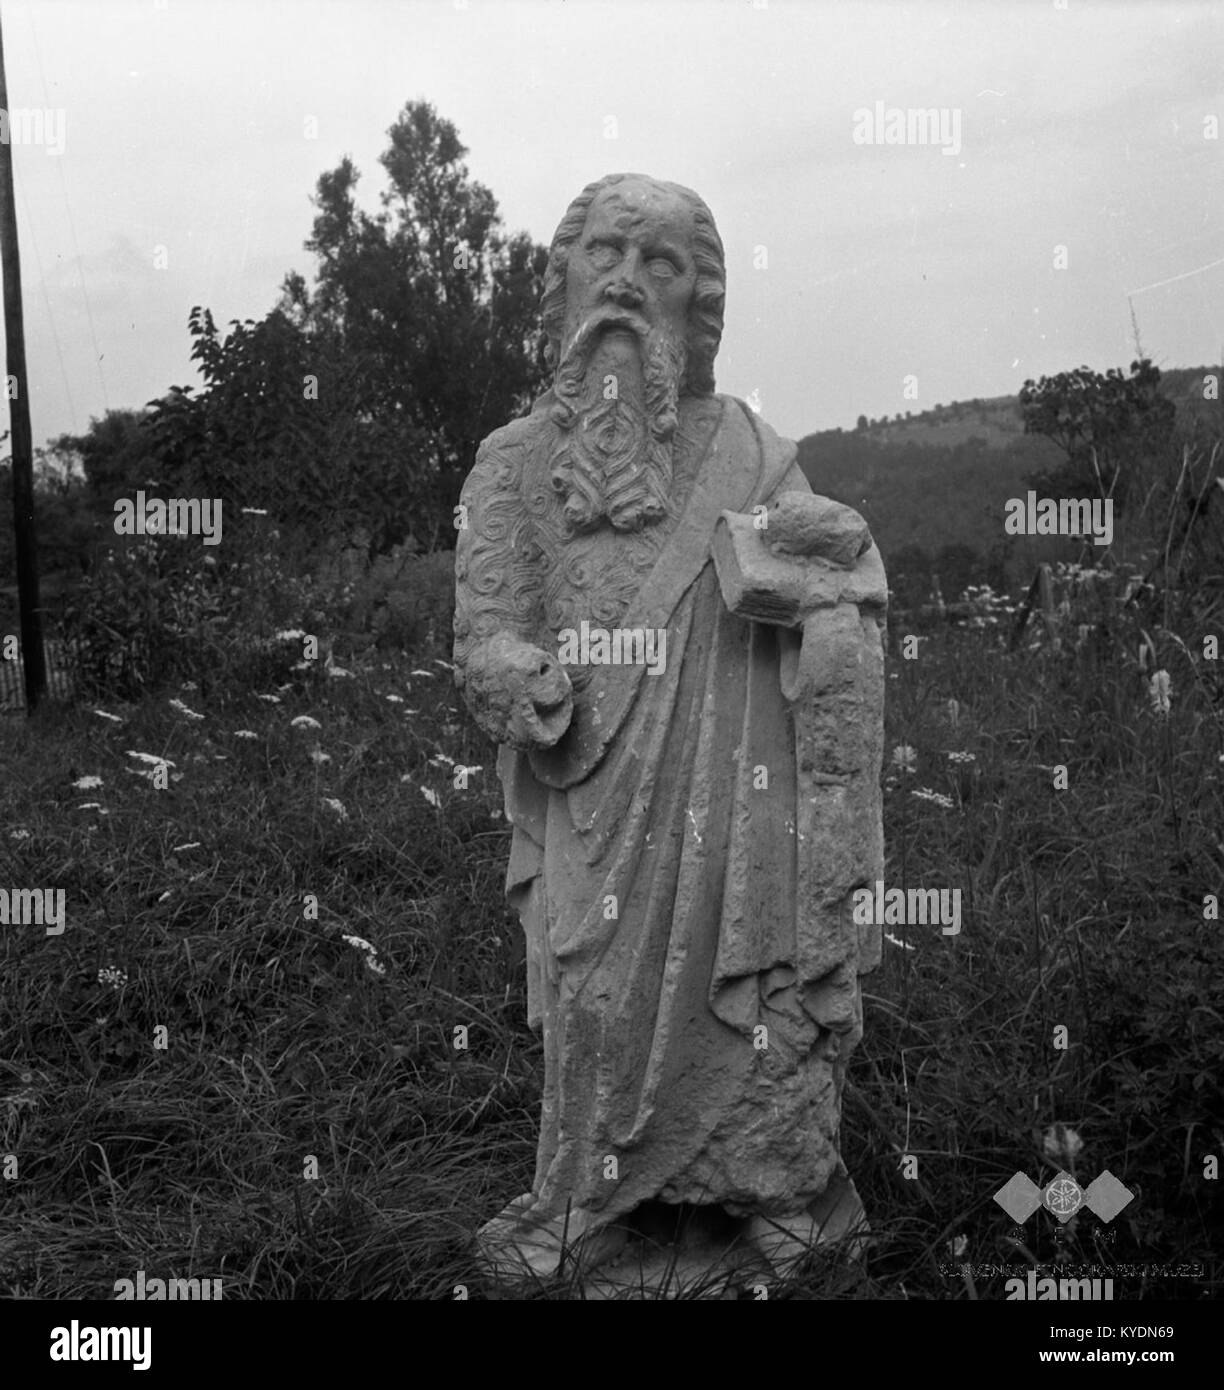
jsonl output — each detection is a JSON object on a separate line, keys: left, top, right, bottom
{"left": 2, "top": 0, "right": 1222, "bottom": 451}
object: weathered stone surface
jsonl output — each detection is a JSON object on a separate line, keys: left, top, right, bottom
{"left": 461, "top": 632, "right": 573, "bottom": 751}
{"left": 453, "top": 172, "right": 886, "bottom": 1294}
{"left": 713, "top": 510, "right": 887, "bottom": 628}
{"left": 765, "top": 490, "right": 873, "bottom": 565}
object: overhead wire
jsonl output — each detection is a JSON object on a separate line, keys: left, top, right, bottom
{"left": 26, "top": 3, "right": 108, "bottom": 420}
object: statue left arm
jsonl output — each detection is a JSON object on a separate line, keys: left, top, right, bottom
{"left": 453, "top": 431, "right": 574, "bottom": 750}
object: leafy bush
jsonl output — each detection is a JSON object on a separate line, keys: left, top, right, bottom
{"left": 59, "top": 521, "right": 333, "bottom": 704}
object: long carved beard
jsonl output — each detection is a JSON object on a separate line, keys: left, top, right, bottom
{"left": 548, "top": 316, "right": 688, "bottom": 535}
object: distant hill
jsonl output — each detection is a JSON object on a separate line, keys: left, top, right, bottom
{"left": 794, "top": 364, "right": 1222, "bottom": 598}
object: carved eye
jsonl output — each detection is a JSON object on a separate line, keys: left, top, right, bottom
{"left": 587, "top": 242, "right": 621, "bottom": 271}
{"left": 648, "top": 258, "right": 678, "bottom": 279}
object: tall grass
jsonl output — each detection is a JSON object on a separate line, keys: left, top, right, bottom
{"left": 1, "top": 478, "right": 1221, "bottom": 1299}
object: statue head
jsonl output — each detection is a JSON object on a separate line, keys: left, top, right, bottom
{"left": 539, "top": 174, "right": 727, "bottom": 534}
{"left": 541, "top": 173, "right": 726, "bottom": 397}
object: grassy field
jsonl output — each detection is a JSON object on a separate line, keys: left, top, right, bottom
{"left": 0, "top": 559, "right": 1221, "bottom": 1300}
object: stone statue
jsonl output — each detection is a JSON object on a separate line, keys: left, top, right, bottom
{"left": 453, "top": 173, "right": 886, "bottom": 1294}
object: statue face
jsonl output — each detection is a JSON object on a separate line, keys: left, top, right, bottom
{"left": 563, "top": 178, "right": 698, "bottom": 355}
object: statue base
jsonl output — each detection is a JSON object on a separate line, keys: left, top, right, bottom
{"left": 475, "top": 1168, "right": 870, "bottom": 1298}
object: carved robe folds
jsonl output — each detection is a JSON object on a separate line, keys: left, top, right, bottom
{"left": 454, "top": 390, "right": 885, "bottom": 1255}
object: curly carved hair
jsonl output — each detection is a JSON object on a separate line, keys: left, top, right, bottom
{"left": 540, "top": 173, "right": 726, "bottom": 398}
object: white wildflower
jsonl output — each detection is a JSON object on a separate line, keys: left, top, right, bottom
{"left": 169, "top": 697, "right": 204, "bottom": 721}
{"left": 420, "top": 787, "right": 441, "bottom": 809}
{"left": 291, "top": 715, "right": 322, "bottom": 731}
{"left": 1042, "top": 1124, "right": 1084, "bottom": 1165}
{"left": 256, "top": 694, "right": 282, "bottom": 704}
{"left": 946, "top": 751, "right": 976, "bottom": 764}
{"left": 93, "top": 709, "right": 123, "bottom": 723}
{"left": 342, "top": 933, "right": 386, "bottom": 977}
{"left": 385, "top": 694, "right": 404, "bottom": 704}
{"left": 9, "top": 828, "right": 31, "bottom": 841}
{"left": 321, "top": 797, "right": 348, "bottom": 820}
{"left": 911, "top": 787, "right": 954, "bottom": 809}
{"left": 327, "top": 666, "right": 353, "bottom": 679}
{"left": 97, "top": 966, "right": 128, "bottom": 990}
{"left": 891, "top": 745, "right": 917, "bottom": 775}
{"left": 309, "top": 748, "right": 331, "bottom": 765}
{"left": 275, "top": 629, "right": 307, "bottom": 642}
{"left": 72, "top": 775, "right": 104, "bottom": 790}
{"left": 233, "top": 730, "right": 258, "bottom": 740}
{"left": 1148, "top": 669, "right": 1172, "bottom": 717}
{"left": 77, "top": 803, "right": 108, "bottom": 813}
{"left": 126, "top": 751, "right": 177, "bottom": 768}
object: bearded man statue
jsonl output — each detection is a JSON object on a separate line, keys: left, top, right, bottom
{"left": 453, "top": 173, "right": 887, "bottom": 1292}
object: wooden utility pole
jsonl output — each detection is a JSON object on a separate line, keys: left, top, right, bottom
{"left": 0, "top": 7, "right": 45, "bottom": 710}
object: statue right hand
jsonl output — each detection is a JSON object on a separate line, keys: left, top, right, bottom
{"left": 464, "top": 633, "right": 574, "bottom": 750}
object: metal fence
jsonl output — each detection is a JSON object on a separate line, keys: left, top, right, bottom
{"left": 0, "top": 639, "right": 75, "bottom": 711}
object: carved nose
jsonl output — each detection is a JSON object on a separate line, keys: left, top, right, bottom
{"left": 603, "top": 279, "right": 644, "bottom": 309}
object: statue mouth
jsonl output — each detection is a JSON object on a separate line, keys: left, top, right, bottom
{"left": 567, "top": 311, "right": 649, "bottom": 359}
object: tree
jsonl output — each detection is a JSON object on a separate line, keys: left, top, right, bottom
{"left": 935, "top": 541, "right": 981, "bottom": 599}
{"left": 0, "top": 441, "right": 96, "bottom": 583}
{"left": 52, "top": 408, "right": 161, "bottom": 508}
{"left": 145, "top": 306, "right": 434, "bottom": 557}
{"left": 887, "top": 541, "right": 932, "bottom": 609}
{"left": 279, "top": 100, "right": 549, "bottom": 549}
{"left": 1019, "top": 359, "right": 1176, "bottom": 502}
